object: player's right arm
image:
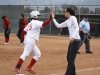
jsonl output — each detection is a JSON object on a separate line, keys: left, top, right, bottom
{"left": 53, "top": 19, "right": 67, "bottom": 28}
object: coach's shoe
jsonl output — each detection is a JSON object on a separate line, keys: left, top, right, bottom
{"left": 13, "top": 67, "right": 21, "bottom": 74}
{"left": 86, "top": 51, "right": 93, "bottom": 53}
{"left": 3, "top": 42, "right": 9, "bottom": 45}
{"left": 26, "top": 67, "right": 36, "bottom": 74}
{"left": 77, "top": 51, "right": 80, "bottom": 54}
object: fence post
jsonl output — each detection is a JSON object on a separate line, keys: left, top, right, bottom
{"left": 49, "top": 0, "right": 52, "bottom": 34}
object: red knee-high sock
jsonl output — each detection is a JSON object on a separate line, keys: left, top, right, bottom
{"left": 6, "top": 38, "right": 9, "bottom": 43}
{"left": 18, "top": 58, "right": 23, "bottom": 64}
{"left": 16, "top": 58, "right": 24, "bottom": 69}
{"left": 5, "top": 38, "right": 7, "bottom": 42}
{"left": 28, "top": 58, "right": 36, "bottom": 68}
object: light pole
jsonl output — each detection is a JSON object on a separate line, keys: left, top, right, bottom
{"left": 79, "top": 0, "right": 81, "bottom": 22}
{"left": 5, "top": 0, "right": 6, "bottom": 5}
{"left": 19, "top": 0, "right": 20, "bottom": 5}
{"left": 49, "top": 0, "right": 52, "bottom": 34}
{"left": 37, "top": 7, "right": 39, "bottom": 11}
{"left": 71, "top": 0, "right": 73, "bottom": 5}
{"left": 50, "top": 0, "right": 52, "bottom": 12}
{"left": 24, "top": 0, "right": 28, "bottom": 6}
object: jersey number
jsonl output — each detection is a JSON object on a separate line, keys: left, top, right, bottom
{"left": 28, "top": 23, "right": 32, "bottom": 30}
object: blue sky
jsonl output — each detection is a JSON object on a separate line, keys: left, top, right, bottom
{"left": 0, "top": 0, "right": 100, "bottom": 5}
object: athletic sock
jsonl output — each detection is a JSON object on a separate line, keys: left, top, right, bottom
{"left": 16, "top": 58, "right": 23, "bottom": 69}
{"left": 27, "top": 58, "right": 36, "bottom": 68}
{"left": 6, "top": 38, "right": 9, "bottom": 43}
{"left": 5, "top": 38, "right": 7, "bottom": 42}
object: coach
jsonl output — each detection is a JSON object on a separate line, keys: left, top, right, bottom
{"left": 77, "top": 15, "right": 93, "bottom": 54}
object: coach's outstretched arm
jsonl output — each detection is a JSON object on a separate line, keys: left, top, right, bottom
{"left": 52, "top": 12, "right": 68, "bottom": 28}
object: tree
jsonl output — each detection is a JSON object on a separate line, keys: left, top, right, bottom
{"left": 90, "top": 11, "right": 95, "bottom": 14}
{"left": 61, "top": 3, "right": 69, "bottom": 11}
{"left": 95, "top": 8, "right": 100, "bottom": 14}
{"left": 40, "top": 7, "right": 50, "bottom": 13}
{"left": 70, "top": 5, "right": 79, "bottom": 14}
{"left": 80, "top": 7, "right": 89, "bottom": 14}
{"left": 24, "top": 6, "right": 33, "bottom": 13}
{"left": 60, "top": 3, "right": 79, "bottom": 14}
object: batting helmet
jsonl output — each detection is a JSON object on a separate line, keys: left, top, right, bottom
{"left": 30, "top": 11, "right": 41, "bottom": 18}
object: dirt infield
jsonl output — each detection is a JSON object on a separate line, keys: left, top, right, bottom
{"left": 0, "top": 33, "right": 100, "bottom": 75}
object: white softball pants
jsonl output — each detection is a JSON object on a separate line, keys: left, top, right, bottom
{"left": 20, "top": 37, "right": 41, "bottom": 61}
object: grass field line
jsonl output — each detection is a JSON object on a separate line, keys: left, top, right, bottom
{"left": 50, "top": 67, "right": 100, "bottom": 75}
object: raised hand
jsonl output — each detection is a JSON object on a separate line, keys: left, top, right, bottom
{"left": 51, "top": 12, "right": 55, "bottom": 19}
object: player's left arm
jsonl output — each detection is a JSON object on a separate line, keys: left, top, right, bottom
{"left": 21, "top": 24, "right": 28, "bottom": 39}
{"left": 71, "top": 16, "right": 79, "bottom": 39}
{"left": 42, "top": 14, "right": 52, "bottom": 27}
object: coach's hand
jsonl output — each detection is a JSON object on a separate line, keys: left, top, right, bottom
{"left": 51, "top": 12, "right": 55, "bottom": 19}
{"left": 70, "top": 38, "right": 74, "bottom": 43}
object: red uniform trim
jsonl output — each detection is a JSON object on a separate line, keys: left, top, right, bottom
{"left": 20, "top": 19, "right": 27, "bottom": 29}
{"left": 42, "top": 14, "right": 52, "bottom": 26}
{"left": 3, "top": 18, "right": 10, "bottom": 29}
{"left": 21, "top": 30, "right": 26, "bottom": 39}
{"left": 42, "top": 18, "right": 51, "bottom": 26}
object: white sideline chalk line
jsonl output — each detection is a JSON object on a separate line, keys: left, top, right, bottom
{"left": 77, "top": 67, "right": 100, "bottom": 72}
{"left": 50, "top": 67, "right": 100, "bottom": 75}
{"left": 16, "top": 74, "right": 27, "bottom": 75}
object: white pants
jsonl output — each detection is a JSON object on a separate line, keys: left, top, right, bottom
{"left": 20, "top": 37, "right": 41, "bottom": 61}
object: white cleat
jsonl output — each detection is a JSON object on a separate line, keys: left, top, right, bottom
{"left": 3, "top": 42, "right": 9, "bottom": 45}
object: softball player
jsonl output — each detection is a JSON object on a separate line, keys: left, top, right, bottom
{"left": 13, "top": 11, "right": 52, "bottom": 74}
{"left": 2, "top": 15, "right": 11, "bottom": 45}
{"left": 52, "top": 8, "right": 80, "bottom": 75}
{"left": 17, "top": 14, "right": 27, "bottom": 45}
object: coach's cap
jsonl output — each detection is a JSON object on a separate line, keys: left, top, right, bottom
{"left": 83, "top": 15, "right": 88, "bottom": 18}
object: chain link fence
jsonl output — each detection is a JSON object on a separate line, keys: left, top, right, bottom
{"left": 0, "top": 5, "right": 100, "bottom": 36}
{"left": 24, "top": 5, "right": 100, "bottom": 36}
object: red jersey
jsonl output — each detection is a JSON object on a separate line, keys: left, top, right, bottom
{"left": 3, "top": 18, "right": 10, "bottom": 29}
{"left": 19, "top": 18, "right": 27, "bottom": 29}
